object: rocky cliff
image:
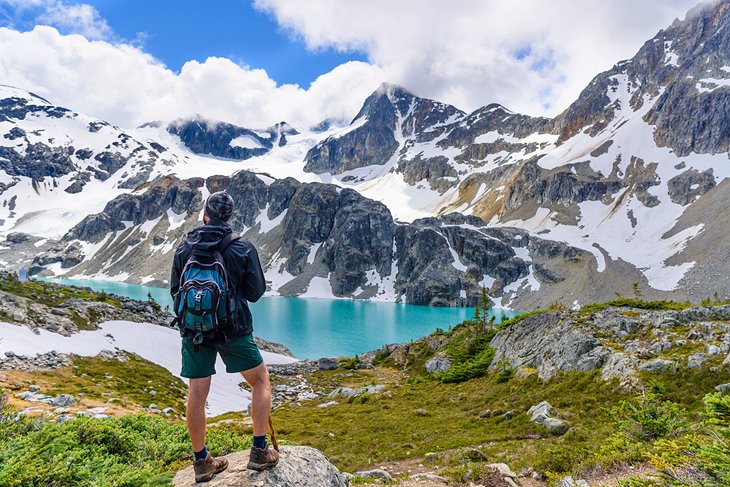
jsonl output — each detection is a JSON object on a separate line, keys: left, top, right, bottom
{"left": 29, "top": 169, "right": 649, "bottom": 308}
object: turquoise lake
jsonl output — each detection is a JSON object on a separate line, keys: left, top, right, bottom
{"left": 40, "top": 278, "right": 515, "bottom": 359}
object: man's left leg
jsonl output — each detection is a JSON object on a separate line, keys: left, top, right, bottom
{"left": 241, "top": 363, "right": 271, "bottom": 437}
{"left": 241, "top": 363, "right": 279, "bottom": 471}
{"left": 220, "top": 333, "right": 279, "bottom": 471}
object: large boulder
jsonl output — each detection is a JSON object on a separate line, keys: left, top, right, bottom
{"left": 172, "top": 446, "right": 347, "bottom": 487}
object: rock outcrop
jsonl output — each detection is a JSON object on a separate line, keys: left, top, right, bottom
{"left": 172, "top": 446, "right": 348, "bottom": 487}
{"left": 489, "top": 304, "right": 730, "bottom": 385}
{"left": 34, "top": 171, "right": 604, "bottom": 307}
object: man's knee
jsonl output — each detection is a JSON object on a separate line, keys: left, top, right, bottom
{"left": 188, "top": 377, "right": 211, "bottom": 403}
{"left": 242, "top": 363, "right": 270, "bottom": 389}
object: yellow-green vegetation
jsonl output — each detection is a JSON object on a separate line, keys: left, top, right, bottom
{"left": 73, "top": 354, "right": 188, "bottom": 412}
{"left": 0, "top": 392, "right": 251, "bottom": 486}
{"left": 0, "top": 272, "right": 122, "bottom": 308}
{"left": 4, "top": 353, "right": 187, "bottom": 414}
{"left": 270, "top": 364, "right": 730, "bottom": 477}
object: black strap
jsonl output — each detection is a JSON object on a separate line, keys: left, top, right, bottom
{"left": 218, "top": 233, "right": 240, "bottom": 253}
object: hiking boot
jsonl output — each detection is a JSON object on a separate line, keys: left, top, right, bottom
{"left": 247, "top": 445, "right": 279, "bottom": 471}
{"left": 193, "top": 453, "right": 229, "bottom": 482}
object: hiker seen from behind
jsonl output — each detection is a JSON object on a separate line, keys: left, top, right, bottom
{"left": 170, "top": 191, "right": 279, "bottom": 483}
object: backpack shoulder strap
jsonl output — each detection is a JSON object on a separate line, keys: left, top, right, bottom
{"left": 218, "top": 233, "right": 240, "bottom": 254}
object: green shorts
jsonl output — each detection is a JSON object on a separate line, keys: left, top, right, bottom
{"left": 181, "top": 333, "right": 264, "bottom": 379}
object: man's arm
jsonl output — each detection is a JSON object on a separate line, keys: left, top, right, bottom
{"left": 241, "top": 244, "right": 266, "bottom": 303}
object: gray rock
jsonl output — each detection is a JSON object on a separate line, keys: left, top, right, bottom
{"left": 357, "top": 469, "right": 394, "bottom": 481}
{"left": 487, "top": 463, "right": 517, "bottom": 478}
{"left": 5, "top": 232, "right": 30, "bottom": 244}
{"left": 677, "top": 305, "right": 730, "bottom": 324}
{"left": 707, "top": 345, "right": 724, "bottom": 356}
{"left": 687, "top": 352, "right": 708, "bottom": 369}
{"left": 168, "top": 118, "right": 287, "bottom": 161}
{"left": 4, "top": 351, "right": 15, "bottom": 358}
{"left": 318, "top": 357, "right": 339, "bottom": 371}
{"left": 639, "top": 359, "right": 676, "bottom": 373}
{"left": 28, "top": 385, "right": 40, "bottom": 393}
{"left": 51, "top": 394, "right": 75, "bottom": 407}
{"left": 527, "top": 401, "right": 559, "bottom": 424}
{"left": 543, "top": 417, "right": 572, "bottom": 435}
{"left": 425, "top": 353, "right": 452, "bottom": 373}
{"left": 172, "top": 446, "right": 348, "bottom": 487}
{"left": 317, "top": 401, "right": 339, "bottom": 409}
{"left": 602, "top": 353, "right": 638, "bottom": 381}
{"left": 498, "top": 411, "right": 514, "bottom": 421}
{"left": 560, "top": 476, "right": 590, "bottom": 487}
{"left": 490, "top": 311, "right": 610, "bottom": 380}
{"left": 328, "top": 384, "right": 385, "bottom": 399}
{"left": 716, "top": 384, "right": 730, "bottom": 394}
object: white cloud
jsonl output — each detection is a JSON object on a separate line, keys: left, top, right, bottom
{"left": 0, "top": 0, "right": 113, "bottom": 40}
{"left": 253, "top": 0, "right": 703, "bottom": 115}
{"left": 0, "top": 26, "right": 384, "bottom": 129}
{"left": 0, "top": 0, "right": 711, "bottom": 133}
{"left": 38, "top": 2, "right": 112, "bottom": 40}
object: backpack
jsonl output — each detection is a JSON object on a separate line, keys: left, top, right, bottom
{"left": 175, "top": 233, "right": 239, "bottom": 346}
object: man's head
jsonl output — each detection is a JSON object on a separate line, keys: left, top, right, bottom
{"left": 204, "top": 191, "right": 234, "bottom": 223}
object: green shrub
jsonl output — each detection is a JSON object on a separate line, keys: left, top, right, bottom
{"left": 694, "top": 393, "right": 730, "bottom": 485}
{"left": 495, "top": 366, "right": 516, "bottom": 384}
{"left": 0, "top": 412, "right": 251, "bottom": 486}
{"left": 439, "top": 347, "right": 496, "bottom": 383}
{"left": 609, "top": 392, "right": 689, "bottom": 442}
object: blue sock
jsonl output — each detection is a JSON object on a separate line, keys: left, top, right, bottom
{"left": 194, "top": 446, "right": 208, "bottom": 461}
{"left": 253, "top": 435, "right": 267, "bottom": 450}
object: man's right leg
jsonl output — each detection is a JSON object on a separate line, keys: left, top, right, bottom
{"left": 187, "top": 376, "right": 211, "bottom": 452}
{"left": 181, "top": 339, "right": 229, "bottom": 483}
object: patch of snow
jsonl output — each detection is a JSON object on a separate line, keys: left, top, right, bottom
{"left": 34, "top": 239, "right": 48, "bottom": 247}
{"left": 256, "top": 207, "right": 286, "bottom": 233}
{"left": 696, "top": 78, "right": 730, "bottom": 93}
{"left": 307, "top": 242, "right": 322, "bottom": 265}
{"left": 230, "top": 134, "right": 264, "bottom": 150}
{"left": 166, "top": 208, "right": 187, "bottom": 231}
{"left": 301, "top": 275, "right": 339, "bottom": 300}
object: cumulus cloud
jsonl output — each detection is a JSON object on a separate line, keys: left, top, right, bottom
{"left": 253, "top": 0, "right": 702, "bottom": 115}
{"left": 0, "top": 26, "right": 384, "bottom": 129}
{"left": 0, "top": 0, "right": 708, "bottom": 132}
{"left": 0, "top": 0, "right": 113, "bottom": 40}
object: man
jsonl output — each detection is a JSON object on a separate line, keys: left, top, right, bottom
{"left": 170, "top": 191, "right": 279, "bottom": 483}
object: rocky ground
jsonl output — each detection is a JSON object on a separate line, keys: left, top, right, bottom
{"left": 253, "top": 302, "right": 730, "bottom": 486}
{"left": 3, "top": 286, "right": 730, "bottom": 485}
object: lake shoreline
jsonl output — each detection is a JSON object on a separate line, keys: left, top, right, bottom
{"left": 35, "top": 276, "right": 515, "bottom": 359}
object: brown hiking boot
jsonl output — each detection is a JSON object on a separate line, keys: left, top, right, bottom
{"left": 247, "top": 445, "right": 279, "bottom": 471}
{"left": 193, "top": 453, "right": 229, "bottom": 482}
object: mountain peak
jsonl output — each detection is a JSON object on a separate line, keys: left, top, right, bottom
{"left": 0, "top": 84, "right": 52, "bottom": 106}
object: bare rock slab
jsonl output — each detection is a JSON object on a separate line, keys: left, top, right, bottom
{"left": 172, "top": 446, "right": 347, "bottom": 487}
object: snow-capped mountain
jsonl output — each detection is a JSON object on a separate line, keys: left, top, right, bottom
{"left": 2, "top": 0, "right": 729, "bottom": 308}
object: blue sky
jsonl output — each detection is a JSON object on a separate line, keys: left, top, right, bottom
{"left": 1, "top": 0, "right": 367, "bottom": 88}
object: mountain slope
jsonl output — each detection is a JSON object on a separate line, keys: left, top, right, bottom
{"left": 4, "top": 1, "right": 730, "bottom": 306}
{"left": 32, "top": 170, "right": 628, "bottom": 307}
